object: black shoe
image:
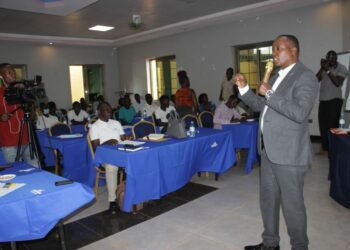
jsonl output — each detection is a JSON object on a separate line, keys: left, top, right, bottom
{"left": 109, "top": 202, "right": 117, "bottom": 215}
{"left": 244, "top": 243, "right": 280, "bottom": 250}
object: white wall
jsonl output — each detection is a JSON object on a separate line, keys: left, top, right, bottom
{"left": 117, "top": 1, "right": 344, "bottom": 135}
{"left": 0, "top": 42, "right": 119, "bottom": 109}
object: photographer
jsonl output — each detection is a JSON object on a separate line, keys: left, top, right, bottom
{"left": 316, "top": 51, "right": 349, "bottom": 154}
{"left": 0, "top": 63, "right": 38, "bottom": 166}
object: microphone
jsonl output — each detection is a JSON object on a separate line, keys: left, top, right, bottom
{"left": 262, "top": 60, "right": 274, "bottom": 83}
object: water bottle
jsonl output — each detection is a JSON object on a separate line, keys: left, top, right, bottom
{"left": 142, "top": 110, "right": 147, "bottom": 120}
{"left": 339, "top": 113, "right": 345, "bottom": 128}
{"left": 189, "top": 121, "right": 196, "bottom": 137}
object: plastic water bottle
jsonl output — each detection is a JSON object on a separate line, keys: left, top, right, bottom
{"left": 142, "top": 110, "right": 147, "bottom": 120}
{"left": 189, "top": 121, "right": 196, "bottom": 137}
{"left": 339, "top": 113, "right": 345, "bottom": 128}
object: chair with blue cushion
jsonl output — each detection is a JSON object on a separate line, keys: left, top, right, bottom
{"left": 132, "top": 120, "right": 156, "bottom": 139}
{"left": 48, "top": 123, "right": 71, "bottom": 175}
{"left": 182, "top": 114, "right": 199, "bottom": 129}
{"left": 49, "top": 122, "right": 71, "bottom": 136}
{"left": 198, "top": 111, "right": 214, "bottom": 128}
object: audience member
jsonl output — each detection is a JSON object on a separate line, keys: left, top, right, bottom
{"left": 175, "top": 71, "right": 199, "bottom": 117}
{"left": 316, "top": 50, "right": 349, "bottom": 154}
{"left": 67, "top": 101, "right": 89, "bottom": 125}
{"left": 132, "top": 93, "right": 144, "bottom": 114}
{"left": 36, "top": 102, "right": 59, "bottom": 129}
{"left": 118, "top": 96, "right": 136, "bottom": 125}
{"left": 170, "top": 94, "right": 176, "bottom": 107}
{"left": 0, "top": 63, "right": 38, "bottom": 166}
{"left": 89, "top": 101, "right": 126, "bottom": 214}
{"left": 198, "top": 93, "right": 216, "bottom": 113}
{"left": 142, "top": 94, "right": 157, "bottom": 116}
{"left": 219, "top": 67, "right": 235, "bottom": 102}
{"left": 213, "top": 95, "right": 244, "bottom": 129}
{"left": 154, "top": 95, "right": 176, "bottom": 132}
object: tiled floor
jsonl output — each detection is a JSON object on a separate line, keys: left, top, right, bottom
{"left": 2, "top": 143, "right": 350, "bottom": 250}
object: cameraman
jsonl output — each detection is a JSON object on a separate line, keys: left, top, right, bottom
{"left": 0, "top": 63, "right": 38, "bottom": 166}
{"left": 316, "top": 51, "right": 349, "bottom": 154}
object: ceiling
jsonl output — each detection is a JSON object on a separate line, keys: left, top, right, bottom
{"left": 0, "top": 0, "right": 334, "bottom": 47}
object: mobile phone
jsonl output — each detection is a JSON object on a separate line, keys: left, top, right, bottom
{"left": 55, "top": 180, "right": 74, "bottom": 186}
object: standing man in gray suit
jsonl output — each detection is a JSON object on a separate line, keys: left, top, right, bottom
{"left": 234, "top": 35, "right": 318, "bottom": 250}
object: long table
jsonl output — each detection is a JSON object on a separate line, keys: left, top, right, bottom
{"left": 221, "top": 121, "right": 259, "bottom": 173}
{"left": 328, "top": 132, "right": 350, "bottom": 208}
{"left": 94, "top": 128, "right": 236, "bottom": 212}
{"left": 37, "top": 132, "right": 95, "bottom": 187}
{"left": 0, "top": 162, "right": 94, "bottom": 242}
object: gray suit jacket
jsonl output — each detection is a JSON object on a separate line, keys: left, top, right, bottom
{"left": 240, "top": 62, "right": 318, "bottom": 166}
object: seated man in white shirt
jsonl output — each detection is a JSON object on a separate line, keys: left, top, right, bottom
{"left": 213, "top": 95, "right": 246, "bottom": 129}
{"left": 154, "top": 95, "right": 176, "bottom": 132}
{"left": 36, "top": 102, "right": 59, "bottom": 130}
{"left": 67, "top": 101, "right": 89, "bottom": 125}
{"left": 142, "top": 93, "right": 158, "bottom": 117}
{"left": 89, "top": 101, "right": 126, "bottom": 214}
{"left": 132, "top": 93, "right": 144, "bottom": 115}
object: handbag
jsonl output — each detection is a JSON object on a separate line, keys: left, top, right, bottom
{"left": 166, "top": 111, "right": 187, "bottom": 138}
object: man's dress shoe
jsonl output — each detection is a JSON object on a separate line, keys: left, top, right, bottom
{"left": 244, "top": 243, "right": 280, "bottom": 250}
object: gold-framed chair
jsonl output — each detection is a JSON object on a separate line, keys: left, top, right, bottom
{"left": 86, "top": 134, "right": 106, "bottom": 195}
{"left": 181, "top": 114, "right": 199, "bottom": 129}
{"left": 132, "top": 120, "right": 156, "bottom": 139}
{"left": 198, "top": 111, "right": 214, "bottom": 128}
{"left": 48, "top": 123, "right": 71, "bottom": 175}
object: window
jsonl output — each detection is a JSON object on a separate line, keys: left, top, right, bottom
{"left": 146, "top": 55, "right": 177, "bottom": 99}
{"left": 235, "top": 42, "right": 273, "bottom": 90}
{"left": 12, "top": 64, "right": 27, "bottom": 80}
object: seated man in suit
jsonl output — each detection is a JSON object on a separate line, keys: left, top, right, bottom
{"left": 89, "top": 101, "right": 126, "bottom": 214}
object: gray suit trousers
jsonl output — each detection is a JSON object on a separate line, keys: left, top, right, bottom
{"left": 260, "top": 149, "right": 309, "bottom": 250}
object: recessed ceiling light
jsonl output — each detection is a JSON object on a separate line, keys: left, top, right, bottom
{"left": 88, "top": 25, "right": 114, "bottom": 32}
{"left": 49, "top": 42, "right": 53, "bottom": 45}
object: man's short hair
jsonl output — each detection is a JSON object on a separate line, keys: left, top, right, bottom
{"left": 277, "top": 34, "right": 300, "bottom": 54}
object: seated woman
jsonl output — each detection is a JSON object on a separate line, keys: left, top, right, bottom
{"left": 67, "top": 101, "right": 89, "bottom": 125}
{"left": 118, "top": 96, "right": 136, "bottom": 125}
{"left": 213, "top": 95, "right": 246, "bottom": 129}
{"left": 154, "top": 95, "right": 176, "bottom": 133}
{"left": 36, "top": 102, "right": 59, "bottom": 130}
{"left": 175, "top": 71, "right": 199, "bottom": 117}
{"left": 198, "top": 93, "right": 216, "bottom": 113}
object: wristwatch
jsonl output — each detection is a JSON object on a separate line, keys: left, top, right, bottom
{"left": 265, "top": 89, "right": 274, "bottom": 100}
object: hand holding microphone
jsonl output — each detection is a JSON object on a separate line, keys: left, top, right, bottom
{"left": 259, "top": 60, "right": 274, "bottom": 96}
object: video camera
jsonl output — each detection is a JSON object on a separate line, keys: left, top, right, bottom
{"left": 4, "top": 75, "right": 42, "bottom": 106}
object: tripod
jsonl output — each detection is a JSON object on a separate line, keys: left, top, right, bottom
{"left": 15, "top": 106, "right": 42, "bottom": 169}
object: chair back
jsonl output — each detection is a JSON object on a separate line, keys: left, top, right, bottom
{"left": 86, "top": 134, "right": 95, "bottom": 159}
{"left": 49, "top": 122, "right": 71, "bottom": 136}
{"left": 132, "top": 120, "right": 156, "bottom": 138}
{"left": 182, "top": 114, "right": 199, "bottom": 129}
{"left": 198, "top": 111, "right": 214, "bottom": 128}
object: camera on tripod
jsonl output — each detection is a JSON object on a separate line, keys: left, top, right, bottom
{"left": 4, "top": 75, "right": 42, "bottom": 108}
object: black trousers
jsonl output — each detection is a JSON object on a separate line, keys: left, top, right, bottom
{"left": 318, "top": 98, "right": 343, "bottom": 151}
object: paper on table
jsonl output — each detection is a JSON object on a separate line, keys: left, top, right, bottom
{"left": 57, "top": 134, "right": 83, "bottom": 139}
{"left": 117, "top": 147, "right": 145, "bottom": 152}
{"left": 143, "top": 133, "right": 165, "bottom": 141}
{"left": 0, "top": 183, "right": 26, "bottom": 197}
{"left": 118, "top": 140, "right": 145, "bottom": 146}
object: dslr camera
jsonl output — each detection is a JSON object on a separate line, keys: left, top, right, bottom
{"left": 4, "top": 75, "right": 42, "bottom": 106}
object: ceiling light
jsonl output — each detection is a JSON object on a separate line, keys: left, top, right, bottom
{"left": 88, "top": 25, "right": 114, "bottom": 32}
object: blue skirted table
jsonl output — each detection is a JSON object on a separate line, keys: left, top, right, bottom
{"left": 0, "top": 162, "right": 94, "bottom": 243}
{"left": 328, "top": 132, "right": 350, "bottom": 208}
{"left": 93, "top": 128, "right": 236, "bottom": 212}
{"left": 221, "top": 121, "right": 259, "bottom": 173}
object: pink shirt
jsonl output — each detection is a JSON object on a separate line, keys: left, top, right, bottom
{"left": 213, "top": 102, "right": 241, "bottom": 129}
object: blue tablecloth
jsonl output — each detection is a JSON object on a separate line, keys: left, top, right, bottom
{"left": 38, "top": 133, "right": 95, "bottom": 187}
{"left": 328, "top": 132, "right": 350, "bottom": 208}
{"left": 94, "top": 128, "right": 236, "bottom": 212}
{"left": 0, "top": 162, "right": 94, "bottom": 242}
{"left": 221, "top": 121, "right": 259, "bottom": 173}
